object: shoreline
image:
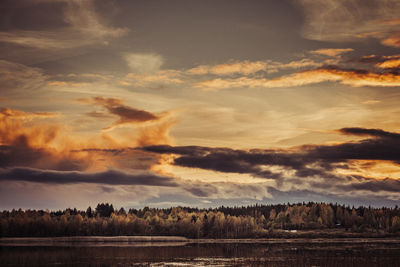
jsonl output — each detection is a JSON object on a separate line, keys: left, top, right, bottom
{"left": 1, "top": 236, "right": 400, "bottom": 247}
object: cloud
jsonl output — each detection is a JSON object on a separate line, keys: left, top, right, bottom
{"left": 0, "top": 60, "right": 47, "bottom": 95}
{"left": 78, "top": 96, "right": 176, "bottom": 147}
{"left": 186, "top": 65, "right": 210, "bottom": 75}
{"left": 80, "top": 97, "right": 161, "bottom": 130}
{"left": 192, "top": 61, "right": 268, "bottom": 76}
{"left": 362, "top": 100, "right": 381, "bottom": 105}
{"left": 123, "top": 53, "right": 164, "bottom": 74}
{"left": 0, "top": 108, "right": 56, "bottom": 120}
{"left": 339, "top": 127, "right": 400, "bottom": 139}
{"left": 296, "top": 0, "right": 400, "bottom": 47}
{"left": 142, "top": 145, "right": 302, "bottom": 179}
{"left": 0, "top": 108, "right": 89, "bottom": 171}
{"left": 0, "top": 103, "right": 176, "bottom": 173}
{"left": 358, "top": 54, "right": 400, "bottom": 67}
{"left": 142, "top": 127, "right": 400, "bottom": 195}
{"left": 62, "top": 0, "right": 127, "bottom": 39}
{"left": 0, "top": 167, "right": 178, "bottom": 186}
{"left": 336, "top": 178, "right": 400, "bottom": 193}
{"left": 275, "top": 59, "right": 321, "bottom": 69}
{"left": 0, "top": 165, "right": 273, "bottom": 201}
{"left": 187, "top": 59, "right": 320, "bottom": 76}
{"left": 136, "top": 119, "right": 176, "bottom": 147}
{"left": 376, "top": 58, "right": 400, "bottom": 69}
{"left": 266, "top": 186, "right": 400, "bottom": 207}
{"left": 121, "top": 70, "right": 183, "bottom": 87}
{"left": 381, "top": 32, "right": 400, "bottom": 48}
{"left": 0, "top": 108, "right": 59, "bottom": 148}
{"left": 0, "top": 0, "right": 127, "bottom": 50}
{"left": 195, "top": 67, "right": 400, "bottom": 90}
{"left": 311, "top": 48, "right": 354, "bottom": 57}
{"left": 2, "top": 120, "right": 400, "bottom": 207}
{"left": 85, "top": 111, "right": 113, "bottom": 119}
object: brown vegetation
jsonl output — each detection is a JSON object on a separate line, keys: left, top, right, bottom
{"left": 1, "top": 203, "right": 400, "bottom": 238}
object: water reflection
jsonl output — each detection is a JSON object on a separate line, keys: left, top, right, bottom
{"left": 1, "top": 241, "right": 400, "bottom": 266}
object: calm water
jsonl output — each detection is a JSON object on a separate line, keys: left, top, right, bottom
{"left": 1, "top": 240, "right": 400, "bottom": 266}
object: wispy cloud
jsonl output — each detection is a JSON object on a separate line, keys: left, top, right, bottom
{"left": 187, "top": 59, "right": 321, "bottom": 76}
{"left": 0, "top": 0, "right": 128, "bottom": 50}
{"left": 296, "top": 0, "right": 400, "bottom": 47}
{"left": 187, "top": 61, "right": 268, "bottom": 76}
{"left": 0, "top": 60, "right": 47, "bottom": 95}
{"left": 196, "top": 67, "right": 400, "bottom": 90}
{"left": 121, "top": 70, "right": 183, "bottom": 87}
{"left": 311, "top": 48, "right": 354, "bottom": 57}
{"left": 0, "top": 108, "right": 57, "bottom": 120}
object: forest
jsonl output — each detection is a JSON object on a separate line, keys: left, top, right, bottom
{"left": 1, "top": 202, "right": 400, "bottom": 238}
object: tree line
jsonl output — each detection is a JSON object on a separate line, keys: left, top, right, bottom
{"left": 1, "top": 202, "right": 400, "bottom": 238}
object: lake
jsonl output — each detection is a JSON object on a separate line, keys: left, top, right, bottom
{"left": 1, "top": 237, "right": 400, "bottom": 266}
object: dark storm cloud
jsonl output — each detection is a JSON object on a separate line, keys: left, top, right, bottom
{"left": 142, "top": 127, "right": 400, "bottom": 180}
{"left": 339, "top": 127, "right": 400, "bottom": 139}
{"left": 143, "top": 145, "right": 286, "bottom": 179}
{"left": 308, "top": 137, "right": 400, "bottom": 163}
{"left": 0, "top": 144, "right": 47, "bottom": 168}
{"left": 0, "top": 167, "right": 178, "bottom": 186}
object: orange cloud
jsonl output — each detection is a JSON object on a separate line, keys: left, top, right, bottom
{"left": 137, "top": 119, "right": 176, "bottom": 147}
{"left": 48, "top": 81, "right": 90, "bottom": 87}
{"left": 0, "top": 108, "right": 88, "bottom": 171}
{"left": 376, "top": 58, "right": 400, "bottom": 68}
{"left": 187, "top": 61, "right": 267, "bottom": 76}
{"left": 196, "top": 68, "right": 400, "bottom": 90}
{"left": 186, "top": 65, "right": 209, "bottom": 75}
{"left": 377, "top": 18, "right": 400, "bottom": 26}
{"left": 187, "top": 59, "right": 320, "bottom": 76}
{"left": 275, "top": 59, "right": 321, "bottom": 69}
{"left": 311, "top": 48, "right": 354, "bottom": 57}
{"left": 210, "top": 61, "right": 267, "bottom": 75}
{"left": 0, "top": 105, "right": 175, "bottom": 173}
{"left": 0, "top": 108, "right": 57, "bottom": 120}
{"left": 381, "top": 33, "right": 400, "bottom": 48}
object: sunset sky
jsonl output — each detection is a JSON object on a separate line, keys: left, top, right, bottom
{"left": 1, "top": 0, "right": 400, "bottom": 210}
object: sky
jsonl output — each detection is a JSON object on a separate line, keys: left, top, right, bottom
{"left": 1, "top": 0, "right": 400, "bottom": 210}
